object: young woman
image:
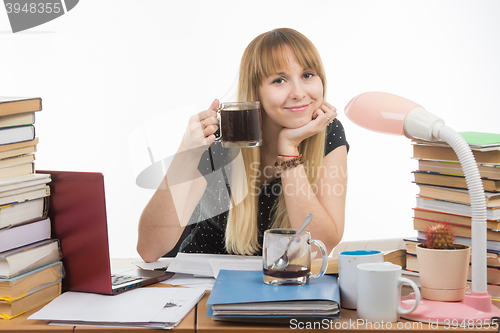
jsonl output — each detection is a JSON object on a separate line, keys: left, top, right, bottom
{"left": 137, "top": 28, "right": 348, "bottom": 262}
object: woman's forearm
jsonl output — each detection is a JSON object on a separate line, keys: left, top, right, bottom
{"left": 137, "top": 149, "right": 207, "bottom": 262}
{"left": 280, "top": 147, "right": 348, "bottom": 254}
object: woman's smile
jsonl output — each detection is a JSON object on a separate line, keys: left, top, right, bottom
{"left": 284, "top": 103, "right": 311, "bottom": 113}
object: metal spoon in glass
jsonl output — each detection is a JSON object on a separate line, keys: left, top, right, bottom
{"left": 270, "top": 213, "right": 313, "bottom": 270}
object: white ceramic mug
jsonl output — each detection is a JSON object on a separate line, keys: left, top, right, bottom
{"left": 338, "top": 250, "right": 383, "bottom": 309}
{"left": 357, "top": 262, "right": 420, "bottom": 323}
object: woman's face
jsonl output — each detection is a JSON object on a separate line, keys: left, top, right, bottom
{"left": 258, "top": 49, "right": 324, "bottom": 130}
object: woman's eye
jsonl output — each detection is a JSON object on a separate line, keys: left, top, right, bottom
{"left": 303, "top": 72, "right": 315, "bottom": 79}
{"left": 272, "top": 77, "right": 285, "bottom": 84}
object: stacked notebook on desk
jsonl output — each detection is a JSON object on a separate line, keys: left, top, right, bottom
{"left": 206, "top": 270, "right": 340, "bottom": 322}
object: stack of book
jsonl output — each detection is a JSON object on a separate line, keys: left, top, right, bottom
{"left": 0, "top": 97, "right": 63, "bottom": 320}
{"left": 403, "top": 131, "right": 500, "bottom": 297}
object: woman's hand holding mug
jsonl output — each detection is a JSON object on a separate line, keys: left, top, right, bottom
{"left": 179, "top": 99, "right": 220, "bottom": 154}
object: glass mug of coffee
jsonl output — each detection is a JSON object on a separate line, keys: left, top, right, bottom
{"left": 215, "top": 101, "right": 262, "bottom": 148}
{"left": 263, "top": 228, "right": 328, "bottom": 285}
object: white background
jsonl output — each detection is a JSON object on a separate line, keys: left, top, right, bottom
{"left": 1, "top": 0, "right": 499, "bottom": 258}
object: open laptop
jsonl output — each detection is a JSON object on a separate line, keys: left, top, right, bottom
{"left": 37, "top": 170, "right": 173, "bottom": 295}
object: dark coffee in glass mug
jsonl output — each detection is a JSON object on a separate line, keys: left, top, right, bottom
{"left": 216, "top": 101, "right": 262, "bottom": 148}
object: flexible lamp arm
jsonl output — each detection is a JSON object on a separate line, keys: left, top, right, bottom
{"left": 345, "top": 92, "right": 487, "bottom": 295}
{"left": 438, "top": 126, "right": 487, "bottom": 294}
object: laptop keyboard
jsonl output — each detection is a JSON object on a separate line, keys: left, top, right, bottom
{"left": 111, "top": 274, "right": 144, "bottom": 286}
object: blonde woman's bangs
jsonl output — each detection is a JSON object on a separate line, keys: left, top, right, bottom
{"left": 252, "top": 30, "right": 326, "bottom": 94}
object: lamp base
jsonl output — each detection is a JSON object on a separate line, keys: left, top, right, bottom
{"left": 400, "top": 293, "right": 500, "bottom": 325}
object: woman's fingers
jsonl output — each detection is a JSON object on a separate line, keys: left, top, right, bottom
{"left": 198, "top": 110, "right": 217, "bottom": 126}
{"left": 321, "top": 102, "right": 337, "bottom": 124}
{"left": 203, "top": 134, "right": 216, "bottom": 146}
{"left": 182, "top": 100, "right": 220, "bottom": 148}
{"left": 198, "top": 99, "right": 219, "bottom": 122}
{"left": 199, "top": 113, "right": 218, "bottom": 139}
{"left": 311, "top": 105, "right": 330, "bottom": 125}
{"left": 200, "top": 114, "right": 218, "bottom": 128}
{"left": 197, "top": 99, "right": 220, "bottom": 144}
{"left": 300, "top": 102, "right": 338, "bottom": 139}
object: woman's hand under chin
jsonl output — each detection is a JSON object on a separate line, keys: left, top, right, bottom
{"left": 277, "top": 102, "right": 338, "bottom": 155}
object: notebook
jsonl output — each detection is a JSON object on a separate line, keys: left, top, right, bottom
{"left": 36, "top": 170, "right": 173, "bottom": 295}
{"left": 206, "top": 270, "right": 340, "bottom": 322}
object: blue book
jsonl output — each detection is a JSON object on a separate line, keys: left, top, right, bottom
{"left": 206, "top": 270, "right": 340, "bottom": 322}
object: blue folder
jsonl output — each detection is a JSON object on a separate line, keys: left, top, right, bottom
{"left": 206, "top": 270, "right": 340, "bottom": 322}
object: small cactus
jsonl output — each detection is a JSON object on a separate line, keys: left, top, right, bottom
{"left": 423, "top": 223, "right": 455, "bottom": 249}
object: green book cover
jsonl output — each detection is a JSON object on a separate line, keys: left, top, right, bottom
{"left": 460, "top": 132, "right": 500, "bottom": 148}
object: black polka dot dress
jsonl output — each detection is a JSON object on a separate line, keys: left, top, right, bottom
{"left": 177, "top": 119, "right": 349, "bottom": 256}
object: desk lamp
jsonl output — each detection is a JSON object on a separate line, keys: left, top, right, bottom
{"left": 344, "top": 91, "right": 500, "bottom": 323}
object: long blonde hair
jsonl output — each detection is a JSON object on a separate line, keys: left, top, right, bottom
{"left": 225, "top": 28, "right": 327, "bottom": 255}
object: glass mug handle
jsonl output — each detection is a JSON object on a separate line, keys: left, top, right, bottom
{"left": 214, "top": 107, "right": 222, "bottom": 142}
{"left": 308, "top": 239, "right": 328, "bottom": 279}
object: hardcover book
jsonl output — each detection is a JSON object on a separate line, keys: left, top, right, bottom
{"left": 0, "top": 97, "right": 42, "bottom": 117}
{"left": 417, "top": 159, "right": 500, "bottom": 181}
{"left": 0, "top": 239, "right": 62, "bottom": 278}
{"left": 0, "top": 125, "right": 35, "bottom": 146}
{"left": 0, "top": 112, "right": 35, "bottom": 129}
{"left": 413, "top": 208, "right": 500, "bottom": 230}
{"left": 0, "top": 281, "right": 60, "bottom": 320}
{"left": 0, "top": 197, "right": 49, "bottom": 229}
{"left": 0, "top": 138, "right": 38, "bottom": 160}
{"left": 415, "top": 196, "right": 500, "bottom": 220}
{"left": 413, "top": 219, "right": 500, "bottom": 242}
{"left": 416, "top": 184, "right": 500, "bottom": 207}
{"left": 413, "top": 171, "right": 500, "bottom": 192}
{"left": 413, "top": 142, "right": 500, "bottom": 164}
{"left": 0, "top": 184, "right": 49, "bottom": 206}
{"left": 0, "top": 218, "right": 51, "bottom": 253}
{"left": 0, "top": 261, "right": 63, "bottom": 301}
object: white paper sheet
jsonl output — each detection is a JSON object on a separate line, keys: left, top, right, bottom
{"left": 28, "top": 287, "right": 204, "bottom": 329}
{"left": 50, "top": 321, "right": 173, "bottom": 329}
{"left": 167, "top": 253, "right": 263, "bottom": 277}
{"left": 166, "top": 253, "right": 217, "bottom": 276}
{"left": 162, "top": 273, "right": 215, "bottom": 290}
{"left": 28, "top": 288, "right": 176, "bottom": 322}
{"left": 208, "top": 257, "right": 262, "bottom": 278}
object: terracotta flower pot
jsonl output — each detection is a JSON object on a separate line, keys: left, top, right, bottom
{"left": 416, "top": 244, "right": 471, "bottom": 301}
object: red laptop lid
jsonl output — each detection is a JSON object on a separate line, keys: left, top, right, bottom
{"left": 37, "top": 170, "right": 114, "bottom": 294}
